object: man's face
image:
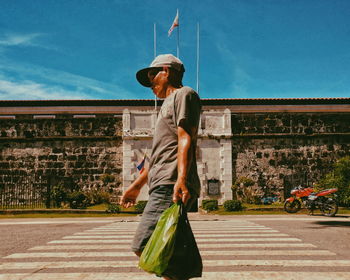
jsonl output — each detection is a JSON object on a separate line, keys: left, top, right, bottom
{"left": 147, "top": 67, "right": 168, "bottom": 98}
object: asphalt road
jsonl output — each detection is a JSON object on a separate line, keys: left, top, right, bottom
{"left": 0, "top": 218, "right": 125, "bottom": 258}
{"left": 252, "top": 215, "right": 350, "bottom": 260}
{"left": 0, "top": 214, "right": 350, "bottom": 279}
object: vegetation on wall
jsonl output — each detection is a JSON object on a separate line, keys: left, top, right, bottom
{"left": 50, "top": 180, "right": 112, "bottom": 209}
{"left": 232, "top": 177, "right": 261, "bottom": 204}
{"left": 318, "top": 156, "right": 350, "bottom": 207}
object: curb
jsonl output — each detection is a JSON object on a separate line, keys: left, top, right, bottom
{"left": 0, "top": 209, "right": 141, "bottom": 215}
{"left": 1, "top": 207, "right": 348, "bottom": 215}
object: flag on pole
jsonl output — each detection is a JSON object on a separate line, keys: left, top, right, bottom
{"left": 136, "top": 153, "right": 147, "bottom": 173}
{"left": 136, "top": 156, "right": 146, "bottom": 173}
{"left": 168, "top": 9, "right": 179, "bottom": 37}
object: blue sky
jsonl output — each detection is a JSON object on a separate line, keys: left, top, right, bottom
{"left": 0, "top": 0, "right": 350, "bottom": 100}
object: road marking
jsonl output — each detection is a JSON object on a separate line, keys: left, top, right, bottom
{"left": 1, "top": 272, "right": 350, "bottom": 280}
{"left": 0, "top": 220, "right": 123, "bottom": 226}
{"left": 204, "top": 259, "right": 350, "bottom": 266}
{"left": 3, "top": 260, "right": 350, "bottom": 270}
{"left": 29, "top": 243, "right": 317, "bottom": 250}
{"left": 1, "top": 219, "right": 345, "bottom": 280}
{"left": 202, "top": 250, "right": 335, "bottom": 256}
{"left": 194, "top": 226, "right": 272, "bottom": 229}
{"left": 198, "top": 243, "right": 317, "bottom": 248}
{"left": 64, "top": 233, "right": 289, "bottom": 239}
{"left": 50, "top": 237, "right": 302, "bottom": 244}
{"left": 78, "top": 229, "right": 279, "bottom": 234}
{"left": 4, "top": 249, "right": 335, "bottom": 259}
{"left": 92, "top": 226, "right": 270, "bottom": 230}
{"left": 29, "top": 245, "right": 133, "bottom": 250}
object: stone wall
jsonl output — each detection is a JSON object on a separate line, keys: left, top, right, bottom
{"left": 1, "top": 108, "right": 350, "bottom": 207}
{"left": 0, "top": 115, "right": 123, "bottom": 201}
{"left": 232, "top": 113, "right": 350, "bottom": 135}
{"left": 231, "top": 113, "right": 350, "bottom": 199}
{"left": 0, "top": 114, "right": 122, "bottom": 138}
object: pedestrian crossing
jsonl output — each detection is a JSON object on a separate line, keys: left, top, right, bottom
{"left": 1, "top": 219, "right": 350, "bottom": 280}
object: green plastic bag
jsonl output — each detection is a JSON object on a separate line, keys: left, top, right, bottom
{"left": 139, "top": 202, "right": 181, "bottom": 276}
{"left": 163, "top": 203, "right": 203, "bottom": 279}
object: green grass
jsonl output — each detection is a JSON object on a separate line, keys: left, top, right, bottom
{"left": 1, "top": 203, "right": 349, "bottom": 218}
{"left": 0, "top": 203, "right": 141, "bottom": 219}
{"left": 242, "top": 202, "right": 283, "bottom": 209}
{"left": 203, "top": 205, "right": 283, "bottom": 215}
{"left": 201, "top": 204, "right": 350, "bottom": 216}
{"left": 86, "top": 203, "right": 109, "bottom": 210}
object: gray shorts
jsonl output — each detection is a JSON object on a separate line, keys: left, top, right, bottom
{"left": 131, "top": 184, "right": 197, "bottom": 253}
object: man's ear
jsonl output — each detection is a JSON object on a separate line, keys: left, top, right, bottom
{"left": 163, "top": 66, "right": 170, "bottom": 78}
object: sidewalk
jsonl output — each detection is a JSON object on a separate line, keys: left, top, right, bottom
{"left": 1, "top": 206, "right": 349, "bottom": 221}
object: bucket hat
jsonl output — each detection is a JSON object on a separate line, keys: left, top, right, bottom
{"left": 136, "top": 54, "right": 185, "bottom": 87}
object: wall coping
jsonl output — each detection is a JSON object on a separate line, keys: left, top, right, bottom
{"left": 0, "top": 98, "right": 349, "bottom": 115}
{"left": 0, "top": 97, "right": 349, "bottom": 107}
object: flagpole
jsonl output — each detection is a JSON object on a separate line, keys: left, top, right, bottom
{"left": 154, "top": 23, "right": 157, "bottom": 111}
{"left": 177, "top": 9, "right": 180, "bottom": 58}
{"left": 196, "top": 22, "right": 200, "bottom": 94}
{"left": 154, "top": 23, "right": 157, "bottom": 58}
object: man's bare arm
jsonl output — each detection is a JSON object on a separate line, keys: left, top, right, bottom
{"left": 121, "top": 167, "right": 149, "bottom": 208}
{"left": 173, "top": 124, "right": 193, "bottom": 204}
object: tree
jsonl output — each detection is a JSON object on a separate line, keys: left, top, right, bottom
{"left": 318, "top": 156, "right": 350, "bottom": 207}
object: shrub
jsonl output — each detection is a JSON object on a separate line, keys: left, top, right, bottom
{"left": 318, "top": 156, "right": 350, "bottom": 207}
{"left": 233, "top": 177, "right": 255, "bottom": 188}
{"left": 232, "top": 176, "right": 260, "bottom": 204}
{"left": 202, "top": 199, "right": 218, "bottom": 211}
{"left": 106, "top": 203, "right": 121, "bottom": 213}
{"left": 135, "top": 200, "right": 148, "bottom": 212}
{"left": 100, "top": 174, "right": 115, "bottom": 184}
{"left": 223, "top": 200, "right": 243, "bottom": 211}
{"left": 85, "top": 189, "right": 111, "bottom": 205}
{"left": 68, "top": 191, "right": 89, "bottom": 209}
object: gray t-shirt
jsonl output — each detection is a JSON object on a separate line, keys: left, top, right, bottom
{"left": 148, "top": 86, "right": 201, "bottom": 196}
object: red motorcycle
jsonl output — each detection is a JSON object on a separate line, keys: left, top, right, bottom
{"left": 284, "top": 186, "right": 338, "bottom": 217}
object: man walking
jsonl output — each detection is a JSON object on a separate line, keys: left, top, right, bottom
{"left": 121, "top": 54, "right": 201, "bottom": 279}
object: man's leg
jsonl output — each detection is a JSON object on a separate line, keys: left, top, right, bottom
{"left": 132, "top": 185, "right": 197, "bottom": 280}
{"left": 131, "top": 185, "right": 174, "bottom": 254}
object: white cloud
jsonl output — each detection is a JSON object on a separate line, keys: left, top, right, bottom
{"left": 0, "top": 60, "right": 138, "bottom": 100}
{"left": 0, "top": 32, "right": 60, "bottom": 53}
{"left": 0, "top": 79, "right": 92, "bottom": 100}
{"left": 0, "top": 33, "right": 43, "bottom": 47}
{"left": 0, "top": 31, "right": 139, "bottom": 100}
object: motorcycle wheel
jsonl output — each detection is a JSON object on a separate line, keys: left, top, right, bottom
{"left": 284, "top": 200, "right": 301, "bottom": 213}
{"left": 320, "top": 199, "right": 338, "bottom": 217}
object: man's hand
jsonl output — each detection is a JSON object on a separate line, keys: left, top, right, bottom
{"left": 121, "top": 167, "right": 149, "bottom": 208}
{"left": 121, "top": 186, "right": 141, "bottom": 208}
{"left": 173, "top": 179, "right": 191, "bottom": 204}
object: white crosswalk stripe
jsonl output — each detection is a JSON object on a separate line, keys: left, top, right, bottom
{"left": 29, "top": 243, "right": 317, "bottom": 250}
{"left": 74, "top": 229, "right": 280, "bottom": 234}
{"left": 4, "top": 249, "right": 335, "bottom": 259}
{"left": 3, "top": 259, "right": 350, "bottom": 270}
{"left": 50, "top": 237, "right": 303, "bottom": 243}
{"left": 1, "top": 219, "right": 348, "bottom": 279}
{"left": 63, "top": 233, "right": 290, "bottom": 238}
{"left": 1, "top": 272, "right": 350, "bottom": 280}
